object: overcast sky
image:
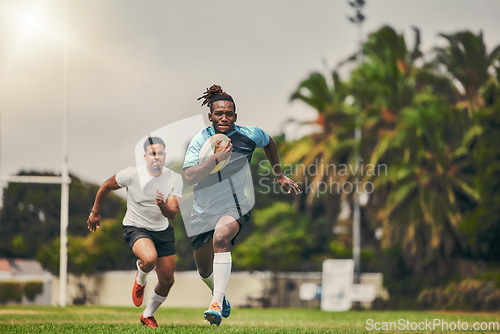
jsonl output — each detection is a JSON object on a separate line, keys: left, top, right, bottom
{"left": 1, "top": 0, "right": 499, "bottom": 187}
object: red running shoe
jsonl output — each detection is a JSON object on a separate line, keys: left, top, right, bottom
{"left": 140, "top": 313, "right": 159, "bottom": 328}
{"left": 132, "top": 272, "right": 146, "bottom": 307}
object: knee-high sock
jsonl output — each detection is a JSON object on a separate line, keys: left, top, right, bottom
{"left": 199, "top": 272, "right": 214, "bottom": 292}
{"left": 136, "top": 260, "right": 152, "bottom": 286}
{"left": 143, "top": 289, "right": 167, "bottom": 317}
{"left": 211, "top": 252, "right": 231, "bottom": 307}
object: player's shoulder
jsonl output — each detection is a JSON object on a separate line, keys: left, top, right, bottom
{"left": 234, "top": 124, "right": 259, "bottom": 133}
{"left": 115, "top": 166, "right": 138, "bottom": 186}
{"left": 162, "top": 167, "right": 182, "bottom": 180}
{"left": 190, "top": 126, "right": 215, "bottom": 146}
{"left": 234, "top": 124, "right": 265, "bottom": 136}
{"left": 118, "top": 166, "right": 137, "bottom": 176}
{"left": 233, "top": 125, "right": 270, "bottom": 147}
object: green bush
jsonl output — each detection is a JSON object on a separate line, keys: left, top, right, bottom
{"left": 485, "top": 289, "right": 500, "bottom": 309}
{"left": 24, "top": 281, "right": 43, "bottom": 301}
{"left": 0, "top": 281, "right": 44, "bottom": 303}
{"left": 0, "top": 282, "right": 23, "bottom": 303}
{"left": 416, "top": 278, "right": 500, "bottom": 310}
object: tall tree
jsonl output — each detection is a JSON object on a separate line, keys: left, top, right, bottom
{"left": 371, "top": 92, "right": 480, "bottom": 275}
{"left": 434, "top": 30, "right": 500, "bottom": 114}
{"left": 461, "top": 63, "right": 500, "bottom": 260}
{"left": 350, "top": 25, "right": 423, "bottom": 139}
{"left": 286, "top": 71, "right": 355, "bottom": 221}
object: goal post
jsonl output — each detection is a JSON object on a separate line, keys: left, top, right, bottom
{"left": 0, "top": 174, "right": 71, "bottom": 307}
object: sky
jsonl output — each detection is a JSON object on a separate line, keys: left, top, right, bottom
{"left": 0, "top": 0, "right": 499, "bottom": 187}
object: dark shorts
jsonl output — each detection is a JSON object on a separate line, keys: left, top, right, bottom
{"left": 123, "top": 225, "right": 176, "bottom": 257}
{"left": 190, "top": 210, "right": 252, "bottom": 250}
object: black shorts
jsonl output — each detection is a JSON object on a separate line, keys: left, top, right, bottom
{"left": 123, "top": 225, "right": 176, "bottom": 257}
{"left": 190, "top": 210, "right": 251, "bottom": 250}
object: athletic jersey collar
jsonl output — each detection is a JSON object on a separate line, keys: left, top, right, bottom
{"left": 209, "top": 125, "right": 237, "bottom": 137}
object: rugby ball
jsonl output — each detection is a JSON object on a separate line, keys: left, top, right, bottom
{"left": 199, "top": 134, "right": 231, "bottom": 174}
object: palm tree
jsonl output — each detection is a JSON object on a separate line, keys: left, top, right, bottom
{"left": 289, "top": 71, "right": 352, "bottom": 136}
{"left": 434, "top": 31, "right": 500, "bottom": 115}
{"left": 350, "top": 26, "right": 423, "bottom": 136}
{"left": 354, "top": 28, "right": 490, "bottom": 276}
{"left": 285, "top": 70, "right": 355, "bottom": 219}
{"left": 285, "top": 26, "right": 425, "bottom": 253}
{"left": 461, "top": 52, "right": 500, "bottom": 261}
{"left": 371, "top": 91, "right": 480, "bottom": 275}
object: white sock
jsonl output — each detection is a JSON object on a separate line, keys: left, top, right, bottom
{"left": 211, "top": 252, "right": 231, "bottom": 307}
{"left": 199, "top": 272, "right": 214, "bottom": 292}
{"left": 142, "top": 289, "right": 167, "bottom": 317}
{"left": 136, "top": 260, "right": 152, "bottom": 286}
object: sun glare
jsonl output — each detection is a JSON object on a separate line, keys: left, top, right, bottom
{"left": 2, "top": 0, "right": 64, "bottom": 55}
{"left": 19, "top": 7, "right": 45, "bottom": 38}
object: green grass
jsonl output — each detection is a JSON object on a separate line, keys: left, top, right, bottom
{"left": 0, "top": 306, "right": 499, "bottom": 333}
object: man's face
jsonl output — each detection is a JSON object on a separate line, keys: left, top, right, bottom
{"left": 144, "top": 143, "right": 166, "bottom": 173}
{"left": 209, "top": 100, "right": 237, "bottom": 134}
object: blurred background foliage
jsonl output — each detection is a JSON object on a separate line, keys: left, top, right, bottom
{"left": 1, "top": 25, "right": 499, "bottom": 309}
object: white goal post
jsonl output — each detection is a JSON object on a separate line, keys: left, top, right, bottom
{"left": 0, "top": 174, "right": 71, "bottom": 307}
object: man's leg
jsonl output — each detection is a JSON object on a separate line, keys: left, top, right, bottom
{"left": 132, "top": 238, "right": 158, "bottom": 307}
{"left": 153, "top": 254, "right": 176, "bottom": 296}
{"left": 211, "top": 216, "right": 239, "bottom": 305}
{"left": 204, "top": 216, "right": 239, "bottom": 325}
{"left": 193, "top": 240, "right": 215, "bottom": 290}
{"left": 140, "top": 254, "right": 176, "bottom": 328}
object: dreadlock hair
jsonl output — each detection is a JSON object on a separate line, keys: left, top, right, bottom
{"left": 197, "top": 84, "right": 236, "bottom": 112}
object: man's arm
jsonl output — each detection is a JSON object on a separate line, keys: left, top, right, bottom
{"left": 184, "top": 138, "right": 232, "bottom": 185}
{"left": 87, "top": 175, "right": 121, "bottom": 232}
{"left": 156, "top": 191, "right": 180, "bottom": 220}
{"left": 263, "top": 135, "right": 300, "bottom": 194}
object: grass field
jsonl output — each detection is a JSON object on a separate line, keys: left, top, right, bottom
{"left": 0, "top": 306, "right": 499, "bottom": 333}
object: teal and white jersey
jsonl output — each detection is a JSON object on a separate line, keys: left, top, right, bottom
{"left": 183, "top": 125, "right": 269, "bottom": 215}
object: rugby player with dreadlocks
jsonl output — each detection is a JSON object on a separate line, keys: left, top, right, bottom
{"left": 183, "top": 85, "right": 300, "bottom": 326}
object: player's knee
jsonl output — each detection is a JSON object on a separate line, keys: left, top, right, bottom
{"left": 140, "top": 257, "right": 157, "bottom": 272}
{"left": 159, "top": 274, "right": 174, "bottom": 288}
{"left": 198, "top": 267, "right": 213, "bottom": 278}
{"left": 212, "top": 233, "right": 230, "bottom": 252}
